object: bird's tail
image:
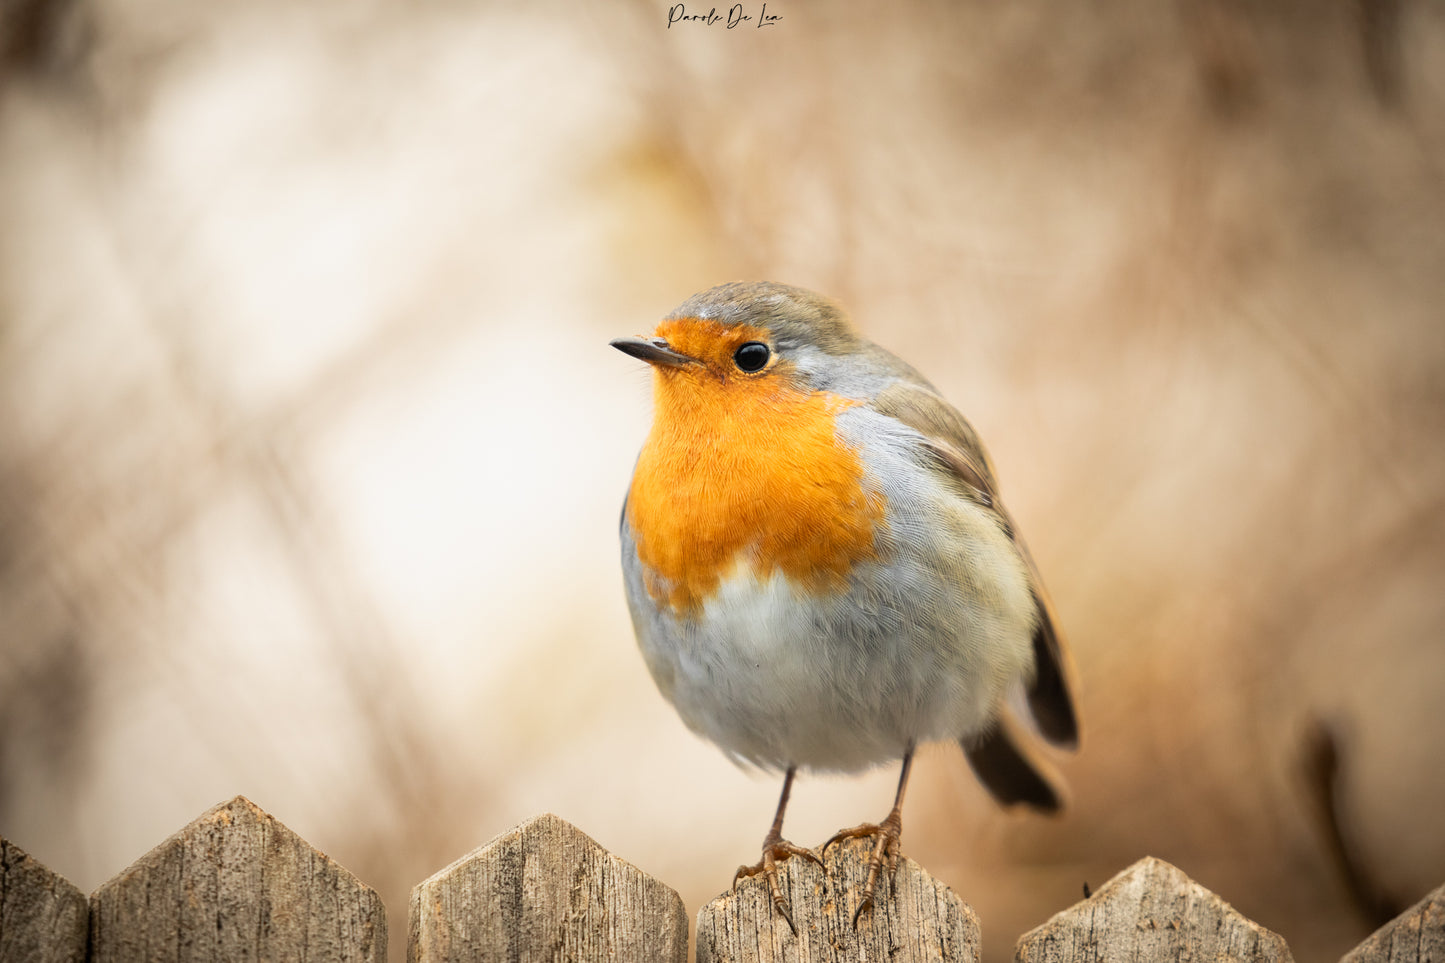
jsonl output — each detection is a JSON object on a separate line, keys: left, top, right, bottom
{"left": 961, "top": 710, "right": 1067, "bottom": 813}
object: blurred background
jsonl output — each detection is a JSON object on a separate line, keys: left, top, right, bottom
{"left": 1, "top": 0, "right": 1442, "bottom": 960}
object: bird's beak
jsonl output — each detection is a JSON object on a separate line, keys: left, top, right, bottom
{"left": 610, "top": 336, "right": 700, "bottom": 368}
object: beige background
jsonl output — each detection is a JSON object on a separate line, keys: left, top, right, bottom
{"left": 1, "top": 2, "right": 1442, "bottom": 961}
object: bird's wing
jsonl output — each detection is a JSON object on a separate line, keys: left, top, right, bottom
{"left": 871, "top": 379, "right": 1080, "bottom": 750}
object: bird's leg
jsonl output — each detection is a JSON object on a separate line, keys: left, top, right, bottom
{"left": 732, "top": 766, "right": 822, "bottom": 934}
{"left": 824, "top": 747, "right": 914, "bottom": 926}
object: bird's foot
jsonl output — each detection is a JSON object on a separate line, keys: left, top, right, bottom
{"left": 823, "top": 809, "right": 904, "bottom": 927}
{"left": 733, "top": 834, "right": 823, "bottom": 935}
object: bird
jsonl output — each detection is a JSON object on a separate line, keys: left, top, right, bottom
{"left": 611, "top": 281, "right": 1079, "bottom": 929}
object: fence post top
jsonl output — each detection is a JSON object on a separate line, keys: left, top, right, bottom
{"left": 696, "top": 833, "right": 980, "bottom": 962}
{"left": 409, "top": 811, "right": 687, "bottom": 963}
{"left": 87, "top": 792, "right": 387, "bottom": 963}
{"left": 414, "top": 811, "right": 650, "bottom": 890}
{"left": 1341, "top": 881, "right": 1445, "bottom": 963}
{"left": 92, "top": 794, "right": 362, "bottom": 889}
{"left": 0, "top": 836, "right": 89, "bottom": 963}
{"left": 0, "top": 834, "right": 86, "bottom": 895}
{"left": 1015, "top": 856, "right": 1294, "bottom": 963}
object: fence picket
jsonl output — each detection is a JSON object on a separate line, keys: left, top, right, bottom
{"left": 408, "top": 812, "right": 687, "bottom": 963}
{"left": 9, "top": 801, "right": 1445, "bottom": 962}
{"left": 1340, "top": 882, "right": 1444, "bottom": 963}
{"left": 695, "top": 835, "right": 980, "bottom": 963}
{"left": 0, "top": 837, "right": 88, "bottom": 963}
{"left": 1014, "top": 856, "right": 1293, "bottom": 963}
{"left": 88, "top": 795, "right": 385, "bottom": 963}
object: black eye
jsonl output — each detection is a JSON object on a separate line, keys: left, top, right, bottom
{"left": 733, "top": 341, "right": 770, "bottom": 372}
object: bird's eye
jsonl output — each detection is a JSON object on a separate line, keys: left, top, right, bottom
{"left": 733, "top": 341, "right": 771, "bottom": 373}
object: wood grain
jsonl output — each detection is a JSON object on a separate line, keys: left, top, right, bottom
{"left": 1341, "top": 882, "right": 1444, "bottom": 963}
{"left": 88, "top": 795, "right": 386, "bottom": 962}
{"left": 0, "top": 837, "right": 87, "bottom": 963}
{"left": 408, "top": 812, "right": 687, "bottom": 963}
{"left": 1014, "top": 856, "right": 1292, "bottom": 963}
{"left": 695, "top": 835, "right": 979, "bottom": 963}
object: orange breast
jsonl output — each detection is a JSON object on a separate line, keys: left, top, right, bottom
{"left": 626, "top": 342, "right": 887, "bottom": 615}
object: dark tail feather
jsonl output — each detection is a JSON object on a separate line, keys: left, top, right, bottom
{"left": 963, "top": 717, "right": 1065, "bottom": 813}
{"left": 1026, "top": 590, "right": 1080, "bottom": 749}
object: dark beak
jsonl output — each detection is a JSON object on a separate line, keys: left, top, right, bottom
{"left": 610, "top": 336, "right": 699, "bottom": 367}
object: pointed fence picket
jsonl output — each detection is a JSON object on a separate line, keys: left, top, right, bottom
{"left": 0, "top": 796, "right": 1440, "bottom": 962}
{"left": 0, "top": 837, "right": 87, "bottom": 963}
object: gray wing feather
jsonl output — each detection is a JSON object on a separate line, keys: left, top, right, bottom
{"left": 872, "top": 378, "right": 1080, "bottom": 749}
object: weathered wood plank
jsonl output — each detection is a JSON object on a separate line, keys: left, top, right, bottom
{"left": 1014, "top": 856, "right": 1292, "bottom": 963}
{"left": 0, "top": 837, "right": 87, "bottom": 963}
{"left": 695, "top": 835, "right": 979, "bottom": 963}
{"left": 1341, "top": 881, "right": 1444, "bottom": 963}
{"left": 408, "top": 812, "right": 687, "bottom": 963}
{"left": 89, "top": 795, "right": 386, "bottom": 962}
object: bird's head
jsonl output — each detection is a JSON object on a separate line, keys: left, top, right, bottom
{"left": 610, "top": 282, "right": 864, "bottom": 398}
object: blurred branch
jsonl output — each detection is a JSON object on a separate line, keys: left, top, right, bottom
{"left": 1356, "top": 0, "right": 1404, "bottom": 109}
{"left": 0, "top": 0, "right": 90, "bottom": 80}
{"left": 1302, "top": 719, "right": 1401, "bottom": 929}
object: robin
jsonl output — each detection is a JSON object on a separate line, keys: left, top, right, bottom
{"left": 611, "top": 281, "right": 1079, "bottom": 929}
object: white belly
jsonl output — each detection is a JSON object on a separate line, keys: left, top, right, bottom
{"left": 622, "top": 495, "right": 1037, "bottom": 773}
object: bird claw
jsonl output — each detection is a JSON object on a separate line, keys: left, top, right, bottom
{"left": 823, "top": 812, "right": 903, "bottom": 928}
{"left": 733, "top": 838, "right": 821, "bottom": 935}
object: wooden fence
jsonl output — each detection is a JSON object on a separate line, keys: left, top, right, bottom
{"left": 1, "top": 795, "right": 1440, "bottom": 962}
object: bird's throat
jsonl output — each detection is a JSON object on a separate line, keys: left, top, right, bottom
{"left": 626, "top": 374, "right": 887, "bottom": 614}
